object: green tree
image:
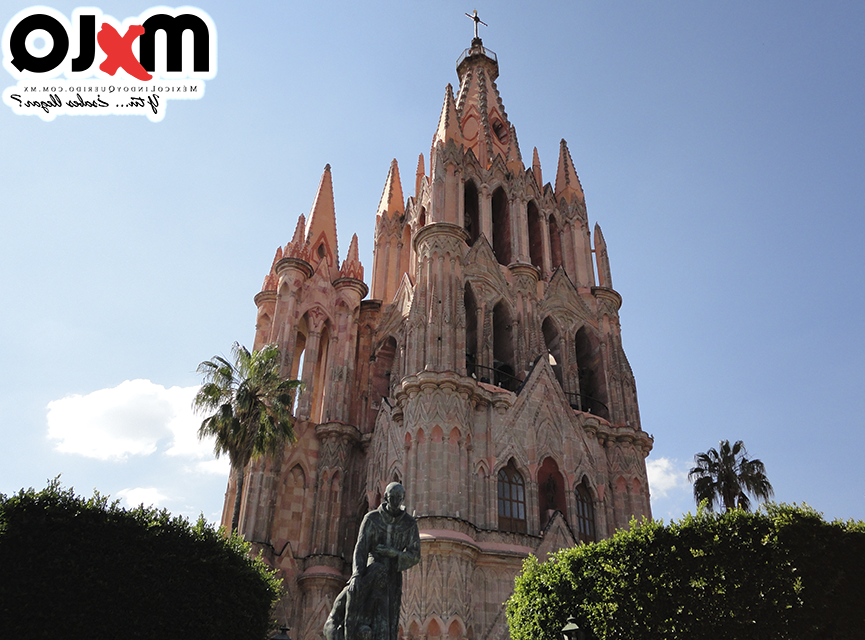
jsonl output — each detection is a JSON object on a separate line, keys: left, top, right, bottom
{"left": 194, "top": 342, "right": 301, "bottom": 533}
{"left": 688, "top": 439, "right": 774, "bottom": 512}
{"left": 0, "top": 479, "right": 283, "bottom": 639}
{"left": 506, "top": 504, "right": 865, "bottom": 640}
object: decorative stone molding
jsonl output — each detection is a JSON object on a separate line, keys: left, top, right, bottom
{"left": 592, "top": 285, "right": 622, "bottom": 314}
{"left": 332, "top": 276, "right": 369, "bottom": 300}
{"left": 254, "top": 289, "right": 277, "bottom": 307}
{"left": 276, "top": 256, "right": 314, "bottom": 280}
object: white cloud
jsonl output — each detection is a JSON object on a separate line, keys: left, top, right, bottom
{"left": 117, "top": 487, "right": 170, "bottom": 508}
{"left": 192, "top": 459, "right": 231, "bottom": 476}
{"left": 46, "top": 379, "right": 211, "bottom": 462}
{"left": 162, "top": 385, "right": 216, "bottom": 459}
{"left": 647, "top": 457, "right": 689, "bottom": 499}
{"left": 646, "top": 457, "right": 694, "bottom": 522}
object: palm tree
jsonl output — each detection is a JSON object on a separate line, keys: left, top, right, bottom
{"left": 193, "top": 342, "right": 302, "bottom": 533}
{"left": 688, "top": 439, "right": 774, "bottom": 512}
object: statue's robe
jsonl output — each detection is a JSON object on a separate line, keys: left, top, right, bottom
{"left": 345, "top": 506, "right": 420, "bottom": 640}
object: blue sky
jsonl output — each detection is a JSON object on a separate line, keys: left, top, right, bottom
{"left": 1, "top": 1, "right": 863, "bottom": 525}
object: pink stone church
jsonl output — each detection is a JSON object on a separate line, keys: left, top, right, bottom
{"left": 222, "top": 34, "right": 653, "bottom": 640}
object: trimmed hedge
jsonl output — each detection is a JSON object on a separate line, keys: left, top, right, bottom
{"left": 0, "top": 479, "right": 282, "bottom": 639}
{"left": 507, "top": 504, "right": 865, "bottom": 640}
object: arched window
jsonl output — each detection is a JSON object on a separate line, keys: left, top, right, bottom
{"left": 575, "top": 479, "right": 596, "bottom": 543}
{"left": 369, "top": 337, "right": 397, "bottom": 423}
{"left": 538, "top": 457, "right": 567, "bottom": 530}
{"left": 527, "top": 201, "right": 543, "bottom": 271}
{"left": 491, "top": 187, "right": 511, "bottom": 265}
{"left": 463, "top": 181, "right": 479, "bottom": 246}
{"left": 497, "top": 460, "right": 527, "bottom": 533}
{"left": 542, "top": 317, "right": 564, "bottom": 390}
{"left": 492, "top": 301, "right": 516, "bottom": 391}
{"left": 311, "top": 323, "right": 331, "bottom": 423}
{"left": 574, "top": 327, "right": 608, "bottom": 419}
{"left": 464, "top": 284, "right": 478, "bottom": 378}
{"left": 399, "top": 224, "right": 412, "bottom": 290}
{"left": 291, "top": 331, "right": 307, "bottom": 415}
{"left": 548, "top": 214, "right": 563, "bottom": 269}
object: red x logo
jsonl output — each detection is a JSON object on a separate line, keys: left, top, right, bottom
{"left": 97, "top": 24, "right": 152, "bottom": 81}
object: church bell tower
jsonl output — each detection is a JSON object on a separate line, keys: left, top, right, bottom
{"left": 222, "top": 26, "right": 653, "bottom": 640}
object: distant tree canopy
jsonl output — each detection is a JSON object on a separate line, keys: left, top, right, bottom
{"left": 507, "top": 504, "right": 865, "bottom": 640}
{"left": 0, "top": 479, "right": 282, "bottom": 640}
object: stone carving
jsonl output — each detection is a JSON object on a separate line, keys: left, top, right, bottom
{"left": 324, "top": 483, "right": 420, "bottom": 640}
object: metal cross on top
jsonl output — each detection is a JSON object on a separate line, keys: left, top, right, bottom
{"left": 465, "top": 10, "right": 488, "bottom": 39}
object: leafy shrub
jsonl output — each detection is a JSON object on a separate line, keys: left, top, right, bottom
{"left": 507, "top": 504, "right": 865, "bottom": 640}
{"left": 0, "top": 479, "right": 282, "bottom": 639}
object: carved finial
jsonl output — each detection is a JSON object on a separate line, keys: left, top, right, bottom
{"left": 506, "top": 123, "right": 523, "bottom": 174}
{"left": 305, "top": 164, "right": 339, "bottom": 267}
{"left": 432, "top": 83, "right": 462, "bottom": 152}
{"left": 554, "top": 139, "right": 585, "bottom": 204}
{"left": 340, "top": 233, "right": 364, "bottom": 281}
{"left": 377, "top": 159, "right": 405, "bottom": 220}
{"left": 290, "top": 214, "right": 306, "bottom": 246}
{"left": 532, "top": 147, "right": 542, "bottom": 188}
{"left": 415, "top": 153, "right": 425, "bottom": 199}
{"left": 594, "top": 223, "right": 612, "bottom": 289}
{"left": 284, "top": 213, "right": 310, "bottom": 261}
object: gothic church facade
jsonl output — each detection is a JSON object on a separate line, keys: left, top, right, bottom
{"left": 223, "top": 36, "right": 653, "bottom": 640}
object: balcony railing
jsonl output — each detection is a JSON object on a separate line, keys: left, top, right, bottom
{"left": 456, "top": 45, "right": 497, "bottom": 68}
{"left": 469, "top": 363, "right": 521, "bottom": 392}
{"left": 467, "top": 362, "right": 609, "bottom": 416}
{"left": 562, "top": 391, "right": 609, "bottom": 417}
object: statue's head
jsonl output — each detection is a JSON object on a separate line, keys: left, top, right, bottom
{"left": 382, "top": 482, "right": 405, "bottom": 516}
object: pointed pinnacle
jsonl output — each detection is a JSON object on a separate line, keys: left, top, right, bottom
{"left": 415, "top": 153, "right": 425, "bottom": 200}
{"left": 432, "top": 83, "right": 463, "bottom": 150}
{"left": 340, "top": 233, "right": 364, "bottom": 281}
{"left": 554, "top": 139, "right": 585, "bottom": 204}
{"left": 532, "top": 147, "right": 542, "bottom": 188}
{"left": 377, "top": 159, "right": 405, "bottom": 219}
{"left": 305, "top": 164, "right": 339, "bottom": 265}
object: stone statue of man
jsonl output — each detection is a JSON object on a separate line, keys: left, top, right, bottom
{"left": 324, "top": 482, "right": 420, "bottom": 640}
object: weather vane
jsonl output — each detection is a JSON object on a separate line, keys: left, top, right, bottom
{"left": 465, "top": 10, "right": 487, "bottom": 39}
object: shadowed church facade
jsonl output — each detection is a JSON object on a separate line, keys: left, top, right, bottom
{"left": 222, "top": 34, "right": 653, "bottom": 640}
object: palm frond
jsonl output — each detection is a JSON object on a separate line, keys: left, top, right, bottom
{"left": 689, "top": 439, "right": 773, "bottom": 512}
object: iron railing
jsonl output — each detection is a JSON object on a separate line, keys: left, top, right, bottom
{"left": 456, "top": 45, "right": 497, "bottom": 67}
{"left": 467, "top": 362, "right": 609, "bottom": 416}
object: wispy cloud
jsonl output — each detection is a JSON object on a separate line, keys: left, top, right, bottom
{"left": 192, "top": 459, "right": 231, "bottom": 476}
{"left": 117, "top": 487, "right": 170, "bottom": 509}
{"left": 46, "top": 380, "right": 212, "bottom": 462}
{"left": 647, "top": 457, "right": 690, "bottom": 499}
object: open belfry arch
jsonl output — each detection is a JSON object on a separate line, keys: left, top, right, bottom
{"left": 227, "top": 28, "right": 653, "bottom": 640}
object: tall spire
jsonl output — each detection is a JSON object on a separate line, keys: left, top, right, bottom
{"left": 305, "top": 164, "right": 339, "bottom": 268}
{"left": 532, "top": 147, "right": 543, "bottom": 189}
{"left": 506, "top": 123, "right": 522, "bottom": 174}
{"left": 453, "top": 36, "right": 515, "bottom": 169}
{"left": 377, "top": 159, "right": 405, "bottom": 219}
{"left": 554, "top": 139, "right": 585, "bottom": 204}
{"left": 432, "top": 84, "right": 463, "bottom": 152}
{"left": 283, "top": 213, "right": 311, "bottom": 261}
{"left": 594, "top": 223, "right": 613, "bottom": 289}
{"left": 415, "top": 153, "right": 425, "bottom": 200}
{"left": 340, "top": 233, "right": 364, "bottom": 281}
